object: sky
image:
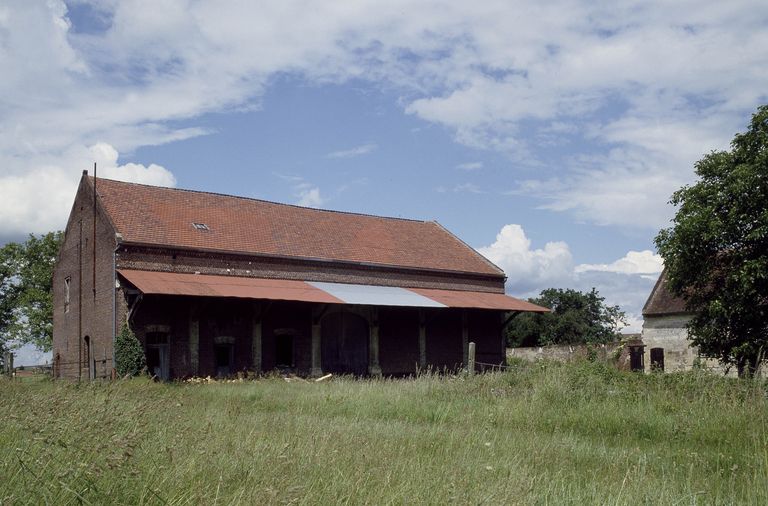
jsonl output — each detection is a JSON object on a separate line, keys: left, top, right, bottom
{"left": 2, "top": 0, "right": 767, "bottom": 364}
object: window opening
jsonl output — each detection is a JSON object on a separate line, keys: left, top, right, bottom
{"left": 192, "top": 222, "right": 209, "bottom": 231}
{"left": 275, "top": 333, "right": 294, "bottom": 368}
{"left": 215, "top": 343, "right": 234, "bottom": 377}
{"left": 64, "top": 276, "right": 71, "bottom": 313}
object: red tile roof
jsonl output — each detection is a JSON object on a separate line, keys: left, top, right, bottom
{"left": 93, "top": 177, "right": 504, "bottom": 276}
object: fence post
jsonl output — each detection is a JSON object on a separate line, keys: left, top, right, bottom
{"left": 468, "top": 342, "right": 476, "bottom": 376}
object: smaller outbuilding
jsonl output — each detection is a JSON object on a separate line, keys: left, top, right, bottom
{"left": 640, "top": 269, "right": 730, "bottom": 374}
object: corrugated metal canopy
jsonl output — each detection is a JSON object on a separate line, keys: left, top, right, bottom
{"left": 117, "top": 270, "right": 549, "bottom": 312}
{"left": 307, "top": 281, "right": 445, "bottom": 307}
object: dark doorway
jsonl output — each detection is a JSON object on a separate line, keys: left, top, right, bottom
{"left": 146, "top": 332, "right": 170, "bottom": 380}
{"left": 275, "top": 333, "right": 294, "bottom": 368}
{"left": 84, "top": 335, "right": 93, "bottom": 380}
{"left": 628, "top": 345, "right": 645, "bottom": 372}
{"left": 650, "top": 348, "right": 665, "bottom": 371}
{"left": 321, "top": 311, "right": 369, "bottom": 375}
{"left": 215, "top": 343, "right": 234, "bottom": 377}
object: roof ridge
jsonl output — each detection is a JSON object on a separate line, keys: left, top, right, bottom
{"left": 90, "top": 176, "right": 430, "bottom": 224}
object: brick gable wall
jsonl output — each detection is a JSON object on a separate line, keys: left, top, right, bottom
{"left": 52, "top": 176, "right": 119, "bottom": 379}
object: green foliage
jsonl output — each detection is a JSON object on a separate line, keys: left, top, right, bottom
{"left": 1, "top": 365, "right": 767, "bottom": 504}
{"left": 506, "top": 287, "right": 626, "bottom": 347}
{"left": 655, "top": 104, "right": 768, "bottom": 376}
{"left": 114, "top": 323, "right": 146, "bottom": 377}
{"left": 0, "top": 232, "right": 62, "bottom": 353}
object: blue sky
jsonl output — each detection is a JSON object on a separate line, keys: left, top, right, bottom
{"left": 2, "top": 0, "right": 767, "bottom": 363}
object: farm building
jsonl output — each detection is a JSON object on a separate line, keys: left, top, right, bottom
{"left": 52, "top": 172, "right": 548, "bottom": 380}
{"left": 640, "top": 269, "right": 732, "bottom": 374}
{"left": 639, "top": 269, "right": 696, "bottom": 372}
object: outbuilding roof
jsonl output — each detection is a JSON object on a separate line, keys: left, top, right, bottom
{"left": 642, "top": 269, "right": 690, "bottom": 316}
{"left": 92, "top": 176, "right": 504, "bottom": 276}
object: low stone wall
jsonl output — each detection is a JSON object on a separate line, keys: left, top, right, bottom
{"left": 507, "top": 342, "right": 626, "bottom": 365}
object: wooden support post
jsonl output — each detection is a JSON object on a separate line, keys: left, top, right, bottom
{"left": 468, "top": 342, "right": 476, "bottom": 375}
{"left": 368, "top": 307, "right": 382, "bottom": 376}
{"left": 251, "top": 302, "right": 262, "bottom": 374}
{"left": 418, "top": 309, "right": 427, "bottom": 370}
{"left": 189, "top": 304, "right": 199, "bottom": 376}
{"left": 462, "top": 309, "right": 469, "bottom": 366}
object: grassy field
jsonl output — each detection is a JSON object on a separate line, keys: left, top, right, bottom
{"left": 1, "top": 361, "right": 767, "bottom": 505}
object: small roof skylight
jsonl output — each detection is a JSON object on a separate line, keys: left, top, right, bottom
{"left": 192, "top": 222, "right": 209, "bottom": 231}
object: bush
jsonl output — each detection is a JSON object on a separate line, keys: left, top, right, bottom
{"left": 114, "top": 323, "right": 145, "bottom": 377}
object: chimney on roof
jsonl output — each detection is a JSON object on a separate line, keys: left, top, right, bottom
{"left": 82, "top": 169, "right": 88, "bottom": 176}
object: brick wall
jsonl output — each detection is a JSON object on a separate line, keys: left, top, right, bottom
{"left": 53, "top": 175, "right": 119, "bottom": 380}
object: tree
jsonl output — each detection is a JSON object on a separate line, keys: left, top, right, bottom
{"left": 506, "top": 288, "right": 626, "bottom": 347}
{"left": 114, "top": 323, "right": 146, "bottom": 377}
{"left": 0, "top": 241, "right": 23, "bottom": 356}
{"left": 655, "top": 105, "right": 768, "bottom": 377}
{"left": 0, "top": 232, "right": 62, "bottom": 353}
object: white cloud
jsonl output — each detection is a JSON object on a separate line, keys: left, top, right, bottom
{"left": 477, "top": 224, "right": 573, "bottom": 294}
{"left": 456, "top": 161, "right": 483, "bottom": 171}
{"left": 576, "top": 250, "right": 663, "bottom": 275}
{"left": 297, "top": 187, "right": 324, "bottom": 207}
{"left": 0, "top": 142, "right": 175, "bottom": 237}
{"left": 88, "top": 143, "right": 176, "bottom": 187}
{"left": 277, "top": 173, "right": 326, "bottom": 208}
{"left": 478, "top": 224, "right": 660, "bottom": 333}
{"left": 326, "top": 143, "right": 378, "bottom": 159}
{"left": 1, "top": 0, "right": 767, "bottom": 239}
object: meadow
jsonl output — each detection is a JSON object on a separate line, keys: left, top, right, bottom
{"left": 1, "top": 360, "right": 767, "bottom": 505}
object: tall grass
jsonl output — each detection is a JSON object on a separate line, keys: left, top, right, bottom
{"left": 2, "top": 361, "right": 767, "bottom": 505}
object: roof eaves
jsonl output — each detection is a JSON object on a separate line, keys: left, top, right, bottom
{"left": 117, "top": 240, "right": 508, "bottom": 280}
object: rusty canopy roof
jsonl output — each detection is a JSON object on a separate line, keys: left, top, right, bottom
{"left": 93, "top": 177, "right": 503, "bottom": 276}
{"left": 410, "top": 287, "right": 550, "bottom": 312}
{"left": 118, "top": 270, "right": 549, "bottom": 312}
{"left": 118, "top": 270, "right": 343, "bottom": 304}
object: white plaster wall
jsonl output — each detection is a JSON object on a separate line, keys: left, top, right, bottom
{"left": 640, "top": 314, "right": 730, "bottom": 374}
{"left": 641, "top": 315, "right": 695, "bottom": 372}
